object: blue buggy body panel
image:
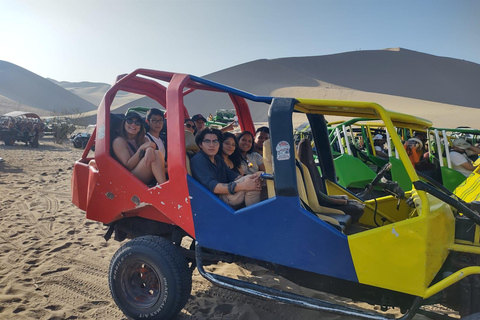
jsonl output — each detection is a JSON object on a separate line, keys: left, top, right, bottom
{"left": 188, "top": 176, "right": 358, "bottom": 282}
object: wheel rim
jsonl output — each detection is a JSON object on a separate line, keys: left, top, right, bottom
{"left": 121, "top": 260, "right": 162, "bottom": 308}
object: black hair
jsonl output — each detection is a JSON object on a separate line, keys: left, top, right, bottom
{"left": 219, "top": 132, "right": 242, "bottom": 169}
{"left": 236, "top": 131, "right": 255, "bottom": 154}
{"left": 195, "top": 128, "right": 222, "bottom": 147}
{"left": 146, "top": 108, "right": 165, "bottom": 121}
{"left": 255, "top": 126, "right": 269, "bottom": 134}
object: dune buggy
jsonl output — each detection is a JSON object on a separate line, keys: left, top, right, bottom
{"left": 72, "top": 69, "right": 480, "bottom": 320}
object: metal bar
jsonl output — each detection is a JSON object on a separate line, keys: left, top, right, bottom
{"left": 343, "top": 125, "right": 353, "bottom": 155}
{"left": 434, "top": 129, "right": 444, "bottom": 167}
{"left": 443, "top": 130, "right": 452, "bottom": 168}
{"left": 195, "top": 243, "right": 422, "bottom": 320}
{"left": 336, "top": 128, "right": 344, "bottom": 154}
{"left": 386, "top": 129, "right": 392, "bottom": 157}
{"left": 424, "top": 266, "right": 480, "bottom": 299}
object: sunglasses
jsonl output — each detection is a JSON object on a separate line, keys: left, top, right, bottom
{"left": 185, "top": 123, "right": 195, "bottom": 129}
{"left": 126, "top": 118, "right": 142, "bottom": 126}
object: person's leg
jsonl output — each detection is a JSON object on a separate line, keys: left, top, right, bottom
{"left": 234, "top": 174, "right": 261, "bottom": 206}
{"left": 244, "top": 190, "right": 261, "bottom": 206}
{"left": 219, "top": 191, "right": 245, "bottom": 207}
{"left": 131, "top": 150, "right": 166, "bottom": 184}
{"left": 151, "top": 150, "right": 166, "bottom": 184}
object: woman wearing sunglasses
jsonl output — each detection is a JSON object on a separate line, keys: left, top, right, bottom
{"left": 184, "top": 119, "right": 195, "bottom": 134}
{"left": 112, "top": 111, "right": 166, "bottom": 185}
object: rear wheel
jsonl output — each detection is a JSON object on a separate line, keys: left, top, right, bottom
{"left": 4, "top": 135, "right": 15, "bottom": 146}
{"left": 109, "top": 235, "right": 192, "bottom": 320}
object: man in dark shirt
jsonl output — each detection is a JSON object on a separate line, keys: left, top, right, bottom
{"left": 190, "top": 128, "right": 262, "bottom": 207}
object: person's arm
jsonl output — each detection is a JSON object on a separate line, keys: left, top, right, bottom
{"left": 468, "top": 145, "right": 480, "bottom": 155}
{"left": 460, "top": 161, "right": 476, "bottom": 171}
{"left": 113, "top": 138, "right": 154, "bottom": 171}
{"left": 375, "top": 147, "right": 389, "bottom": 158}
{"left": 220, "top": 121, "right": 236, "bottom": 133}
{"left": 142, "top": 137, "right": 157, "bottom": 166}
{"left": 112, "top": 137, "right": 141, "bottom": 170}
{"left": 190, "top": 155, "right": 220, "bottom": 193}
{"left": 213, "top": 174, "right": 261, "bottom": 194}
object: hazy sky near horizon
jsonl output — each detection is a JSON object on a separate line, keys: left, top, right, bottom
{"left": 1, "top": 0, "right": 479, "bottom": 84}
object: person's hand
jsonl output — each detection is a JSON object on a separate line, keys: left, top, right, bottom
{"left": 240, "top": 174, "right": 262, "bottom": 191}
{"left": 141, "top": 141, "right": 155, "bottom": 150}
{"left": 143, "top": 147, "right": 155, "bottom": 166}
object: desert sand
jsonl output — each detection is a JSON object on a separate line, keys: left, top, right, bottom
{"left": 0, "top": 136, "right": 446, "bottom": 320}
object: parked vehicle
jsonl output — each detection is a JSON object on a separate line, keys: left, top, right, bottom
{"left": 72, "top": 69, "right": 480, "bottom": 320}
{"left": 0, "top": 111, "right": 43, "bottom": 147}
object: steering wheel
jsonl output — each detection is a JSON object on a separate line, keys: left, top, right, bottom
{"left": 357, "top": 162, "right": 406, "bottom": 200}
{"left": 370, "top": 162, "right": 393, "bottom": 188}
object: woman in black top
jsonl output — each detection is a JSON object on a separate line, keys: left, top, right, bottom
{"left": 219, "top": 132, "right": 244, "bottom": 175}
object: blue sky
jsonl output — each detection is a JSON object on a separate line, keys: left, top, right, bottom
{"left": 1, "top": 0, "right": 479, "bottom": 84}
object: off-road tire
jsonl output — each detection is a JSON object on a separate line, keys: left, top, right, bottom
{"left": 108, "top": 235, "right": 192, "bottom": 320}
{"left": 4, "top": 136, "right": 15, "bottom": 146}
{"left": 462, "top": 313, "right": 480, "bottom": 320}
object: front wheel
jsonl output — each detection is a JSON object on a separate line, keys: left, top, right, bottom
{"left": 109, "top": 235, "right": 192, "bottom": 320}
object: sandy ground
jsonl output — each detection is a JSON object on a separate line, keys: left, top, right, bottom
{"left": 0, "top": 137, "right": 447, "bottom": 320}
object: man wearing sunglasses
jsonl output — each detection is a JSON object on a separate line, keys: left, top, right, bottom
{"left": 145, "top": 108, "right": 166, "bottom": 160}
{"left": 190, "top": 128, "right": 262, "bottom": 208}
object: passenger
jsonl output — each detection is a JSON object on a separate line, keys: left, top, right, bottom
{"left": 112, "top": 112, "right": 166, "bottom": 185}
{"left": 237, "top": 131, "right": 265, "bottom": 175}
{"left": 184, "top": 118, "right": 196, "bottom": 134}
{"left": 192, "top": 114, "right": 207, "bottom": 134}
{"left": 404, "top": 138, "right": 423, "bottom": 166}
{"left": 219, "top": 132, "right": 244, "bottom": 175}
{"left": 372, "top": 134, "right": 389, "bottom": 159}
{"left": 190, "top": 128, "right": 261, "bottom": 207}
{"left": 145, "top": 108, "right": 166, "bottom": 160}
{"left": 253, "top": 126, "right": 270, "bottom": 156}
{"left": 449, "top": 138, "right": 480, "bottom": 177}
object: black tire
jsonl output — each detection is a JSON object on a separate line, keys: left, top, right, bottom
{"left": 108, "top": 235, "right": 192, "bottom": 320}
{"left": 462, "top": 313, "right": 480, "bottom": 320}
{"left": 4, "top": 136, "right": 15, "bottom": 146}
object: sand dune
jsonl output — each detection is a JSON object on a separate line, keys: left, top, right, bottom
{"left": 0, "top": 61, "right": 97, "bottom": 115}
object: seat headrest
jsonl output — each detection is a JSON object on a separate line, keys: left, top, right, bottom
{"left": 298, "top": 138, "right": 315, "bottom": 165}
{"left": 185, "top": 130, "right": 199, "bottom": 152}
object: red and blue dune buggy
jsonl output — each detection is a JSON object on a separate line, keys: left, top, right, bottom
{"left": 72, "top": 69, "right": 480, "bottom": 320}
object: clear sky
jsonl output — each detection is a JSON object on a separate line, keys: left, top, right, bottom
{"left": 1, "top": 0, "right": 479, "bottom": 84}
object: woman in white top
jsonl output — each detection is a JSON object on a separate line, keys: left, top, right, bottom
{"left": 112, "top": 112, "right": 166, "bottom": 184}
{"left": 237, "top": 131, "right": 265, "bottom": 175}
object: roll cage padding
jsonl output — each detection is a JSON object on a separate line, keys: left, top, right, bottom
{"left": 308, "top": 113, "right": 337, "bottom": 188}
{"left": 268, "top": 98, "right": 298, "bottom": 197}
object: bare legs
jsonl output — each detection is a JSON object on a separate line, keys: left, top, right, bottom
{"left": 132, "top": 150, "right": 166, "bottom": 184}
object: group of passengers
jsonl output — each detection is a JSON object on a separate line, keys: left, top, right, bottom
{"left": 112, "top": 109, "right": 270, "bottom": 208}
{"left": 1, "top": 117, "right": 44, "bottom": 147}
{"left": 189, "top": 120, "right": 270, "bottom": 208}
{"left": 375, "top": 131, "right": 480, "bottom": 177}
{"left": 112, "top": 109, "right": 167, "bottom": 185}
